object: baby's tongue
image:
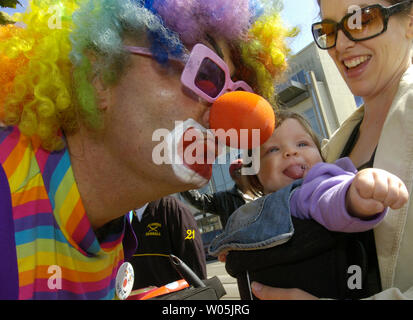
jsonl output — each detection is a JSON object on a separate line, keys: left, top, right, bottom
{"left": 283, "top": 164, "right": 305, "bottom": 180}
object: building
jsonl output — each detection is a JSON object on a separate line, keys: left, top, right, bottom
{"left": 176, "top": 150, "right": 237, "bottom": 233}
{"left": 276, "top": 42, "right": 362, "bottom": 140}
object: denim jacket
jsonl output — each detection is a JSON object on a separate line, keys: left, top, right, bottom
{"left": 208, "top": 180, "right": 302, "bottom": 256}
{"left": 208, "top": 157, "right": 387, "bottom": 257}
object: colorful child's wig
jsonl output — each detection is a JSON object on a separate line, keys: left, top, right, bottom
{"left": 0, "top": 0, "right": 296, "bottom": 151}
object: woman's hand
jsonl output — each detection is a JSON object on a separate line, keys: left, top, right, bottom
{"left": 251, "top": 282, "right": 319, "bottom": 300}
{"left": 218, "top": 250, "right": 229, "bottom": 262}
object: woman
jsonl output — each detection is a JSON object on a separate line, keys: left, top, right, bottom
{"left": 252, "top": 0, "right": 413, "bottom": 299}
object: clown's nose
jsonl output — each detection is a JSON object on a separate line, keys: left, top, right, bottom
{"left": 209, "top": 91, "right": 275, "bottom": 149}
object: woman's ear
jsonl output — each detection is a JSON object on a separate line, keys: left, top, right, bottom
{"left": 405, "top": 11, "right": 413, "bottom": 40}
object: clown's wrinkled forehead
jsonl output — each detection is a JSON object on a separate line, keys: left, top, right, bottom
{"left": 0, "top": 0, "right": 295, "bottom": 151}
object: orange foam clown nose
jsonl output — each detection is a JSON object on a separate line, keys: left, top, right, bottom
{"left": 209, "top": 91, "right": 275, "bottom": 149}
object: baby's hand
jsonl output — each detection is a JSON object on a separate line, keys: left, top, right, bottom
{"left": 346, "top": 168, "right": 409, "bottom": 219}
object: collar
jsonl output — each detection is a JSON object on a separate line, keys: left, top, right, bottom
{"left": 133, "top": 203, "right": 149, "bottom": 222}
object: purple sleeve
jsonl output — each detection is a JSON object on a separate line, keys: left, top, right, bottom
{"left": 290, "top": 157, "right": 386, "bottom": 233}
{"left": 122, "top": 215, "right": 138, "bottom": 262}
{"left": 0, "top": 164, "right": 19, "bottom": 299}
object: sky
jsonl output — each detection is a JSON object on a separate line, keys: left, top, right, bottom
{"left": 1, "top": 0, "right": 27, "bottom": 14}
{"left": 281, "top": 0, "right": 321, "bottom": 54}
{"left": 2, "top": 0, "right": 318, "bottom": 54}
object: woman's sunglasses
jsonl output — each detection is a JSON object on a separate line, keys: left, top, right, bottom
{"left": 312, "top": 0, "right": 413, "bottom": 50}
{"left": 124, "top": 43, "right": 253, "bottom": 103}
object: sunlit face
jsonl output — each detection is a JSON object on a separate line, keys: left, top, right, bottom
{"left": 102, "top": 38, "right": 234, "bottom": 194}
{"left": 257, "top": 118, "right": 323, "bottom": 194}
{"left": 320, "top": 0, "right": 413, "bottom": 99}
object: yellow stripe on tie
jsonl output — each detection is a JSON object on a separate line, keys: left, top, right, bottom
{"left": 8, "top": 144, "right": 35, "bottom": 192}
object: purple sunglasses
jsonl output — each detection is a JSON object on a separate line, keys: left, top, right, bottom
{"left": 124, "top": 43, "right": 253, "bottom": 103}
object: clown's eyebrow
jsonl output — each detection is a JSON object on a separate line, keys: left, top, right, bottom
{"left": 206, "top": 34, "right": 224, "bottom": 59}
{"left": 205, "top": 34, "right": 238, "bottom": 78}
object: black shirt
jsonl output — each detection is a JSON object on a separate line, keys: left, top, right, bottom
{"left": 181, "top": 185, "right": 246, "bottom": 227}
{"left": 339, "top": 120, "right": 382, "bottom": 296}
{"left": 130, "top": 196, "right": 207, "bottom": 289}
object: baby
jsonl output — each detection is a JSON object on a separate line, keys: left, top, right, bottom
{"left": 210, "top": 110, "right": 408, "bottom": 260}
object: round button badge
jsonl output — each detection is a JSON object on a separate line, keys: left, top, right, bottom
{"left": 115, "top": 262, "right": 135, "bottom": 300}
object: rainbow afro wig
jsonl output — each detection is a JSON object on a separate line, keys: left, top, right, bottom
{"left": 0, "top": 0, "right": 297, "bottom": 151}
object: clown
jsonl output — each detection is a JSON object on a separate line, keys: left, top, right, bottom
{"left": 0, "top": 0, "right": 295, "bottom": 299}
